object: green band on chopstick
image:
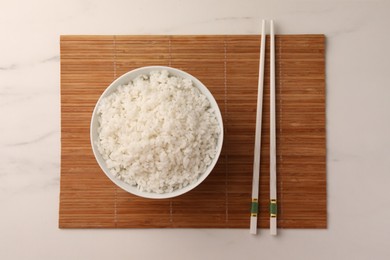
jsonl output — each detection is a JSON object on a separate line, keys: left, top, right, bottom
{"left": 270, "top": 199, "right": 277, "bottom": 218}
{"left": 251, "top": 198, "right": 258, "bottom": 217}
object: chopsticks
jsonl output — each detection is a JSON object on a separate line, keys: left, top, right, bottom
{"left": 269, "top": 20, "right": 277, "bottom": 236}
{"left": 250, "top": 19, "right": 266, "bottom": 235}
{"left": 250, "top": 19, "right": 278, "bottom": 236}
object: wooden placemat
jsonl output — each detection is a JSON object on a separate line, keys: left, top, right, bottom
{"left": 60, "top": 35, "right": 326, "bottom": 228}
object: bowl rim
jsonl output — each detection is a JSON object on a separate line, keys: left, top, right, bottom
{"left": 90, "top": 65, "right": 224, "bottom": 199}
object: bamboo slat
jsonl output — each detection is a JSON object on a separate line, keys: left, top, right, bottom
{"left": 59, "top": 35, "right": 326, "bottom": 229}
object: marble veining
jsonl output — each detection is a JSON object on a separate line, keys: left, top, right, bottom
{"left": 0, "top": 0, "right": 389, "bottom": 259}
{"left": 0, "top": 64, "right": 18, "bottom": 71}
{"left": 6, "top": 130, "right": 57, "bottom": 147}
{"left": 0, "top": 55, "right": 60, "bottom": 73}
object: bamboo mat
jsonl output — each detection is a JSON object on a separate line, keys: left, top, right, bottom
{"left": 60, "top": 35, "right": 326, "bottom": 228}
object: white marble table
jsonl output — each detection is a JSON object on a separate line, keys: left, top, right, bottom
{"left": 1, "top": 0, "right": 389, "bottom": 259}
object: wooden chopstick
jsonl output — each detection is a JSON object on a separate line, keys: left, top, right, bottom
{"left": 250, "top": 19, "right": 266, "bottom": 235}
{"left": 269, "top": 20, "right": 278, "bottom": 236}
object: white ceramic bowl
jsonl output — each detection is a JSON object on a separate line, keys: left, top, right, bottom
{"left": 90, "top": 66, "right": 224, "bottom": 199}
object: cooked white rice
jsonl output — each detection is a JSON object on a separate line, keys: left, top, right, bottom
{"left": 96, "top": 70, "right": 220, "bottom": 194}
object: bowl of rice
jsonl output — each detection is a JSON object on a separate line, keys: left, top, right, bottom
{"left": 90, "top": 66, "right": 223, "bottom": 199}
